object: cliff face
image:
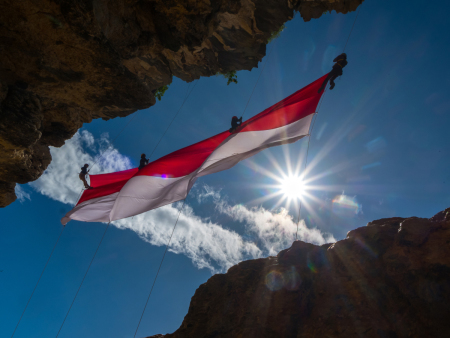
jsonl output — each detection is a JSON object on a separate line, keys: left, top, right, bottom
{"left": 0, "top": 0, "right": 362, "bottom": 206}
{"left": 148, "top": 208, "right": 450, "bottom": 338}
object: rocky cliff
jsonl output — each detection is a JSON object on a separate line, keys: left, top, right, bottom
{"left": 148, "top": 208, "right": 450, "bottom": 338}
{"left": 0, "top": 0, "right": 363, "bottom": 206}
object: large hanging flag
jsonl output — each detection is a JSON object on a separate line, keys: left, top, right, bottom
{"left": 62, "top": 74, "right": 327, "bottom": 225}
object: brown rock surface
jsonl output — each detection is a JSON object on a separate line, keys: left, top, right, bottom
{"left": 148, "top": 208, "right": 450, "bottom": 338}
{"left": 0, "top": 0, "right": 363, "bottom": 206}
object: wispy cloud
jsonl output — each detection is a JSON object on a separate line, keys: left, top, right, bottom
{"left": 213, "top": 189, "right": 336, "bottom": 256}
{"left": 114, "top": 205, "right": 262, "bottom": 272}
{"left": 195, "top": 184, "right": 221, "bottom": 204}
{"left": 15, "top": 185, "right": 31, "bottom": 203}
{"left": 29, "top": 131, "right": 335, "bottom": 272}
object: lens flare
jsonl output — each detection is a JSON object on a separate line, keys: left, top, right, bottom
{"left": 265, "top": 271, "right": 284, "bottom": 291}
{"left": 283, "top": 267, "right": 302, "bottom": 291}
{"left": 307, "top": 260, "right": 317, "bottom": 273}
{"left": 332, "top": 194, "right": 361, "bottom": 217}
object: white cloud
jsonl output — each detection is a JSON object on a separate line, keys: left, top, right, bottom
{"left": 114, "top": 205, "right": 261, "bottom": 272}
{"left": 29, "top": 131, "right": 335, "bottom": 273}
{"left": 195, "top": 184, "right": 221, "bottom": 203}
{"left": 212, "top": 189, "right": 336, "bottom": 256}
{"left": 15, "top": 184, "right": 31, "bottom": 203}
{"left": 29, "top": 130, "right": 132, "bottom": 205}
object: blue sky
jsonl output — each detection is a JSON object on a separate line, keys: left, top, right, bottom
{"left": 2, "top": 0, "right": 450, "bottom": 337}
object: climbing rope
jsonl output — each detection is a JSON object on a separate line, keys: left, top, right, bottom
{"left": 75, "top": 81, "right": 196, "bottom": 207}
{"left": 74, "top": 186, "right": 85, "bottom": 205}
{"left": 131, "top": 42, "right": 278, "bottom": 336}
{"left": 89, "top": 111, "right": 142, "bottom": 172}
{"left": 343, "top": 3, "right": 362, "bottom": 53}
{"left": 295, "top": 88, "right": 326, "bottom": 240}
{"left": 241, "top": 41, "right": 277, "bottom": 120}
{"left": 133, "top": 199, "right": 187, "bottom": 338}
{"left": 295, "top": 2, "right": 362, "bottom": 239}
{"left": 9, "top": 94, "right": 137, "bottom": 334}
{"left": 129, "top": 41, "right": 279, "bottom": 336}
{"left": 10, "top": 228, "right": 65, "bottom": 338}
{"left": 55, "top": 222, "right": 111, "bottom": 338}
{"left": 53, "top": 81, "right": 198, "bottom": 336}
{"left": 147, "top": 81, "right": 198, "bottom": 161}
{"left": 89, "top": 80, "right": 197, "bottom": 173}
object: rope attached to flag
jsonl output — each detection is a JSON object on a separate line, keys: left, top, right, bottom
{"left": 133, "top": 199, "right": 187, "bottom": 338}
{"left": 56, "top": 222, "right": 111, "bottom": 338}
{"left": 295, "top": 87, "right": 327, "bottom": 240}
{"left": 295, "top": 2, "right": 362, "bottom": 240}
{"left": 241, "top": 41, "right": 277, "bottom": 120}
{"left": 10, "top": 228, "right": 65, "bottom": 338}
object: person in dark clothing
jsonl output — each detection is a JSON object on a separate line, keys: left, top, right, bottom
{"left": 318, "top": 53, "right": 348, "bottom": 93}
{"left": 229, "top": 116, "right": 243, "bottom": 133}
{"left": 139, "top": 153, "right": 149, "bottom": 170}
{"left": 79, "top": 164, "right": 91, "bottom": 189}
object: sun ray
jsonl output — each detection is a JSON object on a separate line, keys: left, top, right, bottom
{"left": 305, "top": 184, "right": 347, "bottom": 192}
{"left": 262, "top": 148, "right": 293, "bottom": 180}
{"left": 270, "top": 194, "right": 291, "bottom": 211}
{"left": 303, "top": 159, "right": 356, "bottom": 185}
{"left": 300, "top": 190, "right": 325, "bottom": 205}
{"left": 245, "top": 190, "right": 286, "bottom": 207}
{"left": 300, "top": 197, "right": 324, "bottom": 225}
{"left": 301, "top": 110, "right": 362, "bottom": 178}
{"left": 242, "top": 157, "right": 287, "bottom": 183}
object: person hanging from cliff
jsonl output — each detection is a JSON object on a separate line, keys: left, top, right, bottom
{"left": 79, "top": 164, "right": 92, "bottom": 189}
{"left": 318, "top": 53, "right": 348, "bottom": 93}
{"left": 229, "top": 116, "right": 243, "bottom": 133}
{"left": 139, "top": 153, "right": 149, "bottom": 170}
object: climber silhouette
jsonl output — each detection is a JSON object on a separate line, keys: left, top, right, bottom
{"left": 229, "top": 116, "right": 242, "bottom": 133}
{"left": 318, "top": 53, "right": 348, "bottom": 93}
{"left": 79, "top": 164, "right": 91, "bottom": 189}
{"left": 139, "top": 153, "right": 149, "bottom": 170}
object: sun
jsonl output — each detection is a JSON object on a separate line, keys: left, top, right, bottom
{"left": 279, "top": 176, "right": 305, "bottom": 199}
{"left": 239, "top": 136, "right": 345, "bottom": 217}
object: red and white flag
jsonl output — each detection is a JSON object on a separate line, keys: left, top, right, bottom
{"left": 61, "top": 75, "right": 326, "bottom": 225}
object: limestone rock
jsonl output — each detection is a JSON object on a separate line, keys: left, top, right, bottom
{"left": 0, "top": 181, "right": 16, "bottom": 207}
{"left": 148, "top": 208, "right": 450, "bottom": 338}
{"left": 0, "top": 0, "right": 363, "bottom": 205}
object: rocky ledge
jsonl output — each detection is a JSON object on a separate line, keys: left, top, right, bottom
{"left": 0, "top": 0, "right": 363, "bottom": 206}
{"left": 148, "top": 207, "right": 450, "bottom": 338}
